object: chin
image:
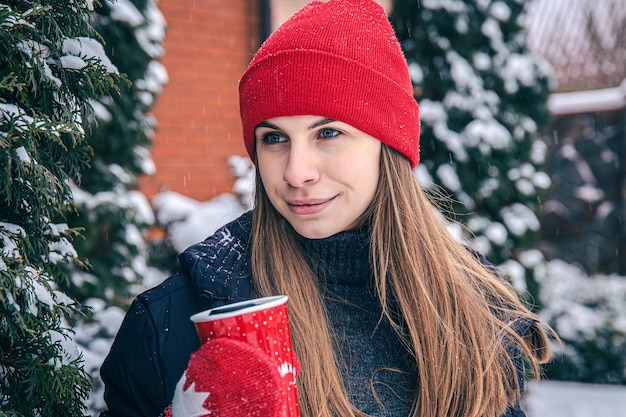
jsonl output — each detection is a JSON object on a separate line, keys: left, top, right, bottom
{"left": 292, "top": 223, "right": 338, "bottom": 240}
{"left": 295, "top": 229, "right": 331, "bottom": 240}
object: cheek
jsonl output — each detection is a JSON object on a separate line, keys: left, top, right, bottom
{"left": 331, "top": 150, "right": 379, "bottom": 205}
{"left": 350, "top": 148, "right": 380, "bottom": 187}
{"left": 357, "top": 166, "right": 380, "bottom": 201}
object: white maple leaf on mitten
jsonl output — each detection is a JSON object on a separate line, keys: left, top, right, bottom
{"left": 171, "top": 376, "right": 211, "bottom": 417}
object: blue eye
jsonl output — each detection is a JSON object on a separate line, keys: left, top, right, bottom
{"left": 318, "top": 128, "right": 340, "bottom": 139}
{"left": 261, "top": 132, "right": 286, "bottom": 144}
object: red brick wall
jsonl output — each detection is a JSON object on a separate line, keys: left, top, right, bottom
{"left": 141, "top": 0, "right": 260, "bottom": 201}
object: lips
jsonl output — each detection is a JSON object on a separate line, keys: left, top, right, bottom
{"left": 287, "top": 196, "right": 336, "bottom": 215}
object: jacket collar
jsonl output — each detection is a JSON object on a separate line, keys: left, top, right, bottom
{"left": 178, "top": 212, "right": 255, "bottom": 308}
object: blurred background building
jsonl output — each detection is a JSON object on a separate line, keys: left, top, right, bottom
{"left": 525, "top": 0, "right": 626, "bottom": 275}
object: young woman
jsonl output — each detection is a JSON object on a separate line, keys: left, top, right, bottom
{"left": 100, "top": 1, "right": 555, "bottom": 416}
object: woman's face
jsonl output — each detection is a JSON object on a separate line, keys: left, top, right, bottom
{"left": 255, "top": 115, "right": 381, "bottom": 239}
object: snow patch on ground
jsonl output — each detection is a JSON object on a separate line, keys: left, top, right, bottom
{"left": 525, "top": 380, "right": 626, "bottom": 417}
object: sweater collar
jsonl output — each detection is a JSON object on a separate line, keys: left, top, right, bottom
{"left": 295, "top": 227, "right": 372, "bottom": 286}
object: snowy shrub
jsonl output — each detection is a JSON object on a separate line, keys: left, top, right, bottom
{"left": 533, "top": 257, "right": 626, "bottom": 384}
{"left": 1, "top": 1, "right": 121, "bottom": 414}
{"left": 151, "top": 156, "right": 252, "bottom": 265}
{"left": 390, "top": 0, "right": 553, "bottom": 313}
{"left": 64, "top": 0, "right": 168, "bottom": 414}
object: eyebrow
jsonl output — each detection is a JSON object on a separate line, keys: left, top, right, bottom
{"left": 309, "top": 118, "right": 336, "bottom": 129}
{"left": 255, "top": 118, "right": 336, "bottom": 131}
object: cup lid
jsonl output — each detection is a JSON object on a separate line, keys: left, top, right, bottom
{"left": 190, "top": 295, "right": 288, "bottom": 323}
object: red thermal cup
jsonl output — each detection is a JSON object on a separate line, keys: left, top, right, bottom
{"left": 190, "top": 295, "right": 299, "bottom": 417}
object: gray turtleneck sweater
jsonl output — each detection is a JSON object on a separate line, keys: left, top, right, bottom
{"left": 296, "top": 226, "right": 526, "bottom": 417}
{"left": 297, "top": 228, "right": 417, "bottom": 416}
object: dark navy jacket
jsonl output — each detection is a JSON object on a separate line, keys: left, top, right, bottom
{"left": 99, "top": 211, "right": 529, "bottom": 417}
{"left": 100, "top": 213, "right": 256, "bottom": 417}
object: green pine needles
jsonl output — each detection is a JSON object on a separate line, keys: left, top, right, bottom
{"left": 1, "top": 1, "right": 123, "bottom": 415}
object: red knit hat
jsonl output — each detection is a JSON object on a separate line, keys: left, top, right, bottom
{"left": 239, "top": 0, "right": 420, "bottom": 168}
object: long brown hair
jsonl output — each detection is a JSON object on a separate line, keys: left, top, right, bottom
{"left": 250, "top": 145, "right": 553, "bottom": 417}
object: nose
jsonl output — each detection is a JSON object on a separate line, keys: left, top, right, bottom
{"left": 283, "top": 142, "right": 320, "bottom": 187}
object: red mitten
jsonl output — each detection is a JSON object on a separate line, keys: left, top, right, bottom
{"left": 163, "top": 338, "right": 293, "bottom": 417}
